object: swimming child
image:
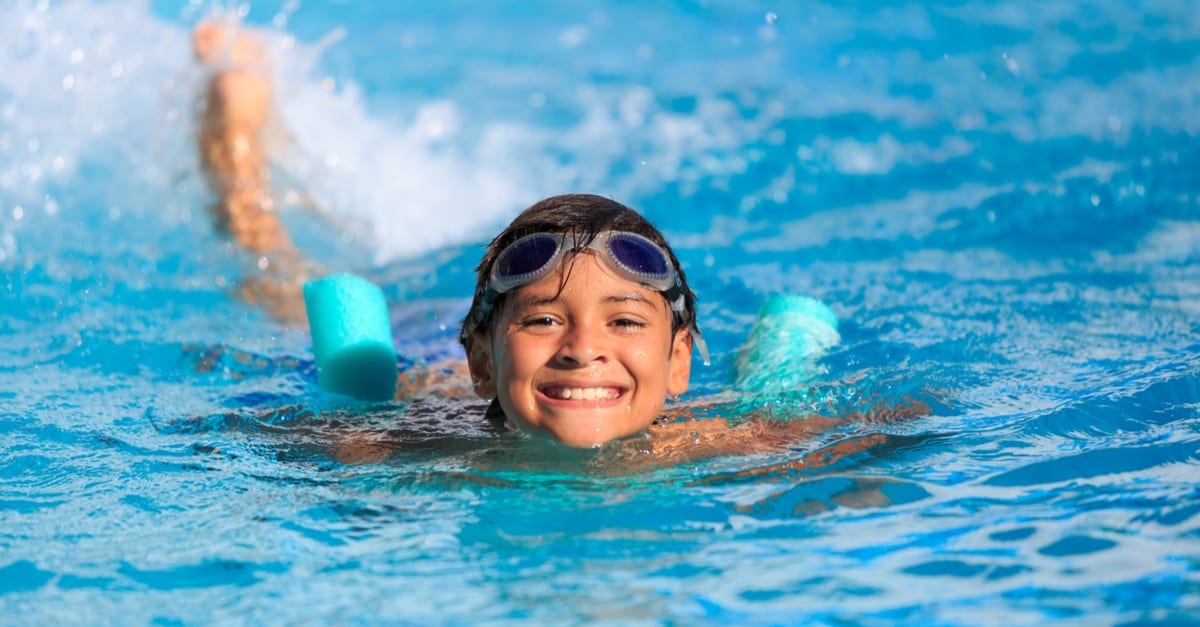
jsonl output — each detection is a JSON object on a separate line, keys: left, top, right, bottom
{"left": 324, "top": 193, "right": 921, "bottom": 465}
{"left": 184, "top": 23, "right": 922, "bottom": 458}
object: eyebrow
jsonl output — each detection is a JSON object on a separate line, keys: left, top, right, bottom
{"left": 510, "top": 291, "right": 662, "bottom": 312}
{"left": 603, "top": 292, "right": 659, "bottom": 308}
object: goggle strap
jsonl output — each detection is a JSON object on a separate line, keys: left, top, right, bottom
{"left": 689, "top": 324, "right": 711, "bottom": 366}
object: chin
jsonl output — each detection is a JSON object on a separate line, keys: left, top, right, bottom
{"left": 506, "top": 403, "right": 657, "bottom": 448}
{"left": 535, "top": 417, "right": 649, "bottom": 448}
{"left": 543, "top": 425, "right": 620, "bottom": 448}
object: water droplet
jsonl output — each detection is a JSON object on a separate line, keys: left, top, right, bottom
{"left": 109, "top": 62, "right": 124, "bottom": 78}
{"left": 257, "top": 256, "right": 269, "bottom": 270}
{"left": 1090, "top": 194, "right": 1100, "bottom": 207}
{"left": 765, "top": 11, "right": 778, "bottom": 24}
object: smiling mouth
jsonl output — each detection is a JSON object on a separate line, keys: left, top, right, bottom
{"left": 539, "top": 385, "right": 625, "bottom": 401}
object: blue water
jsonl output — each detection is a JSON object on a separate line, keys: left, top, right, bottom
{"left": 3, "top": 0, "right": 1199, "bottom": 623}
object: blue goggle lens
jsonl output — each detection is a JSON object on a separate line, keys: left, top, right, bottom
{"left": 606, "top": 233, "right": 672, "bottom": 281}
{"left": 495, "top": 234, "right": 560, "bottom": 282}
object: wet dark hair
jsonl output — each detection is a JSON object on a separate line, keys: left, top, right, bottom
{"left": 459, "top": 193, "right": 700, "bottom": 349}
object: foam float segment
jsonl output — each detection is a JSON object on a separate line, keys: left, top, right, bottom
{"left": 733, "top": 294, "right": 840, "bottom": 394}
{"left": 303, "top": 274, "right": 397, "bottom": 401}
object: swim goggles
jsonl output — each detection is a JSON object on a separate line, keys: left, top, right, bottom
{"left": 472, "top": 230, "right": 709, "bottom": 364}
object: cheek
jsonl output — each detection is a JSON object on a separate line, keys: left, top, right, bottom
{"left": 627, "top": 347, "right": 671, "bottom": 394}
{"left": 495, "top": 336, "right": 542, "bottom": 386}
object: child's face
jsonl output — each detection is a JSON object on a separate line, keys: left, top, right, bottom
{"left": 468, "top": 252, "right": 693, "bottom": 447}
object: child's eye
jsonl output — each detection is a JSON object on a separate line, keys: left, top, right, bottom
{"left": 520, "top": 316, "right": 558, "bottom": 328}
{"left": 611, "top": 318, "right": 646, "bottom": 330}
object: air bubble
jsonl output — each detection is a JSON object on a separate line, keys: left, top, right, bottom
{"left": 765, "top": 12, "right": 778, "bottom": 24}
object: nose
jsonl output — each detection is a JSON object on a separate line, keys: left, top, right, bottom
{"left": 553, "top": 321, "right": 609, "bottom": 367}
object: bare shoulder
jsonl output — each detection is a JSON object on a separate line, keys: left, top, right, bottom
{"left": 396, "top": 359, "right": 474, "bottom": 400}
{"left": 644, "top": 412, "right": 833, "bottom": 460}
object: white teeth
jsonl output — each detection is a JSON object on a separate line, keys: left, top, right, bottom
{"left": 553, "top": 387, "right": 618, "bottom": 400}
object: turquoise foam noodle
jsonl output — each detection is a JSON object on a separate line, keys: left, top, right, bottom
{"left": 303, "top": 274, "right": 397, "bottom": 401}
{"left": 733, "top": 295, "right": 840, "bottom": 394}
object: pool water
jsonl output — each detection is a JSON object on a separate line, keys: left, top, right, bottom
{"left": 3, "top": 0, "right": 1199, "bottom": 623}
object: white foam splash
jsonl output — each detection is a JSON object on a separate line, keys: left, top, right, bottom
{"left": 0, "top": 0, "right": 191, "bottom": 208}
{"left": 0, "top": 0, "right": 774, "bottom": 264}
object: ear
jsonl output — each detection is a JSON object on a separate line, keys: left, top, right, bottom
{"left": 466, "top": 330, "right": 497, "bottom": 399}
{"left": 667, "top": 328, "right": 692, "bottom": 396}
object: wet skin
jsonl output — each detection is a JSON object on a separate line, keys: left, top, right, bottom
{"left": 468, "top": 252, "right": 693, "bottom": 447}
